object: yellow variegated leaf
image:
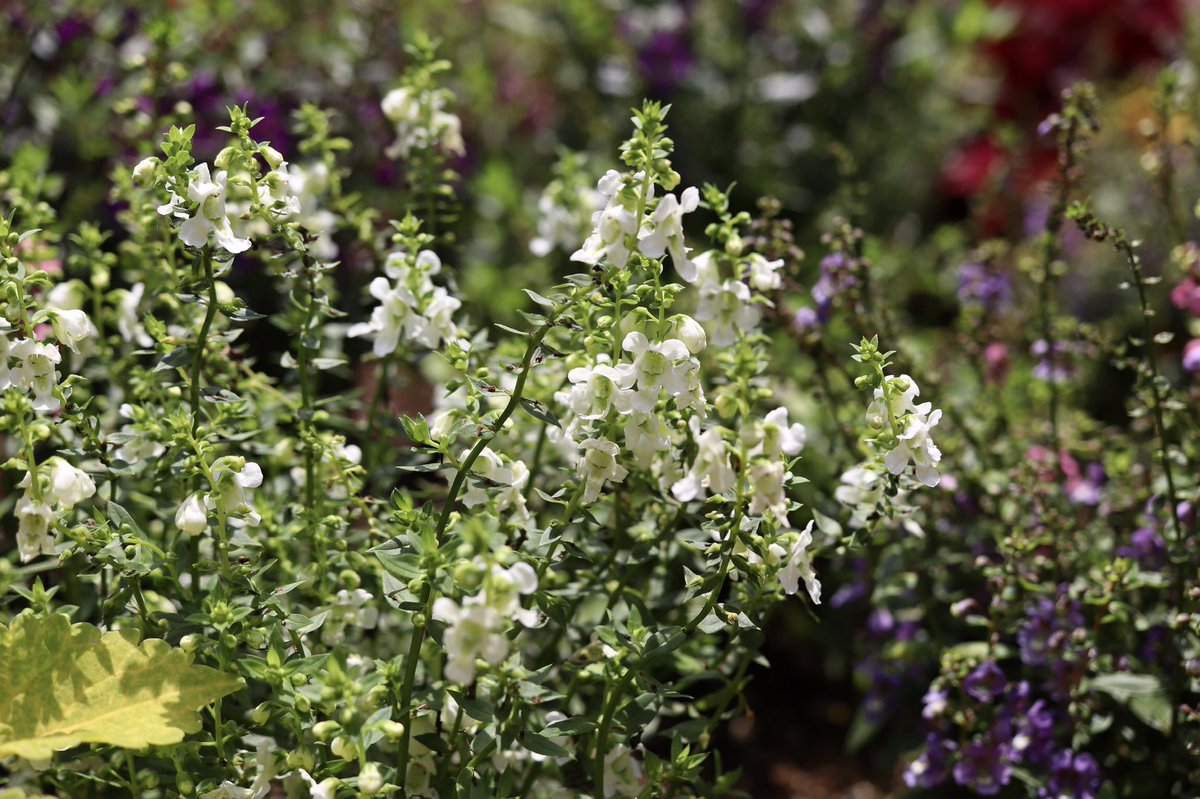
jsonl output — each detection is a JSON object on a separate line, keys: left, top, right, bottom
{"left": 0, "top": 614, "right": 243, "bottom": 760}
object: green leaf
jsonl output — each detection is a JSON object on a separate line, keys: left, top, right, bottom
{"left": 521, "top": 731, "right": 570, "bottom": 759}
{"left": 1088, "top": 672, "right": 1172, "bottom": 733}
{"left": 519, "top": 398, "right": 560, "bottom": 428}
{"left": 0, "top": 614, "right": 243, "bottom": 759}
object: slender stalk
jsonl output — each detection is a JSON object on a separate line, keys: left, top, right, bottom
{"left": 395, "top": 310, "right": 561, "bottom": 794}
{"left": 190, "top": 248, "right": 218, "bottom": 438}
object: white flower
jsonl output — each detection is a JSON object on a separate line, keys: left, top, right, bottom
{"left": 886, "top": 408, "right": 943, "bottom": 487}
{"left": 624, "top": 410, "right": 672, "bottom": 467}
{"left": 563, "top": 357, "right": 634, "bottom": 421}
{"left": 176, "top": 493, "right": 209, "bottom": 535}
{"left": 115, "top": 282, "right": 153, "bottom": 346}
{"left": 200, "top": 738, "right": 276, "bottom": 799}
{"left": 603, "top": 744, "right": 644, "bottom": 798}
{"left": 571, "top": 171, "right": 639, "bottom": 268}
{"left": 209, "top": 457, "right": 264, "bottom": 526}
{"left": 639, "top": 186, "right": 700, "bottom": 276}
{"left": 432, "top": 597, "right": 507, "bottom": 685}
{"left": 348, "top": 249, "right": 461, "bottom": 354}
{"left": 834, "top": 463, "right": 886, "bottom": 524}
{"left": 357, "top": 763, "right": 384, "bottom": 795}
{"left": 132, "top": 156, "right": 158, "bottom": 185}
{"left": 669, "top": 314, "right": 707, "bottom": 354}
{"left": 770, "top": 521, "right": 821, "bottom": 604}
{"left": 176, "top": 163, "right": 252, "bottom": 254}
{"left": 322, "top": 588, "right": 381, "bottom": 644}
{"left": 298, "top": 770, "right": 338, "bottom": 799}
{"left": 671, "top": 417, "right": 735, "bottom": 502}
{"left": 484, "top": 561, "right": 540, "bottom": 627}
{"left": 382, "top": 86, "right": 465, "bottom": 158}
{"left": 747, "top": 253, "right": 785, "bottom": 292}
{"left": 460, "top": 447, "right": 530, "bottom": 520}
{"left": 16, "top": 495, "right": 55, "bottom": 562}
{"left": 747, "top": 407, "right": 806, "bottom": 459}
{"left": 46, "top": 457, "right": 96, "bottom": 508}
{"left": 405, "top": 287, "right": 461, "bottom": 349}
{"left": 621, "top": 331, "right": 700, "bottom": 413}
{"left": 576, "top": 437, "right": 628, "bottom": 503}
{"left": 695, "top": 272, "right": 760, "bottom": 347}
{"left": 9, "top": 338, "right": 62, "bottom": 411}
{"left": 748, "top": 460, "right": 790, "bottom": 525}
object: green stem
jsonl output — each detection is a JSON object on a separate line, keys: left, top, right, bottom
{"left": 395, "top": 309, "right": 563, "bottom": 794}
{"left": 190, "top": 248, "right": 217, "bottom": 438}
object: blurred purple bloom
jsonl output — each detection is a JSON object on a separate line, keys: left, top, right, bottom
{"left": 1039, "top": 750, "right": 1101, "bottom": 799}
{"left": 904, "top": 732, "right": 957, "bottom": 789}
{"left": 958, "top": 262, "right": 1012, "bottom": 312}
{"left": 1031, "top": 339, "right": 1076, "bottom": 383}
{"left": 964, "top": 660, "right": 1007, "bottom": 702}
{"left": 1183, "top": 338, "right": 1200, "bottom": 372}
{"left": 953, "top": 735, "right": 1014, "bottom": 795}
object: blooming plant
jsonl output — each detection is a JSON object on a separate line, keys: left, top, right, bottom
{"left": 4, "top": 6, "right": 1200, "bottom": 799}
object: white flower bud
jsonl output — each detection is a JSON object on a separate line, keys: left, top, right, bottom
{"left": 175, "top": 493, "right": 209, "bottom": 535}
{"left": 260, "top": 145, "right": 284, "bottom": 170}
{"left": 672, "top": 314, "right": 707, "bottom": 354}
{"left": 358, "top": 763, "right": 384, "bottom": 795}
{"left": 132, "top": 157, "right": 159, "bottom": 185}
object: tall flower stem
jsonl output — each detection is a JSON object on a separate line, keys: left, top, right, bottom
{"left": 190, "top": 247, "right": 218, "bottom": 439}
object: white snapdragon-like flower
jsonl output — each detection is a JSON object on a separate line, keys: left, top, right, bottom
{"left": 563, "top": 356, "right": 635, "bottom": 421}
{"left": 15, "top": 495, "right": 55, "bottom": 562}
{"left": 747, "top": 253, "right": 785, "bottom": 292}
{"left": 170, "top": 163, "right": 252, "bottom": 254}
{"left": 461, "top": 447, "right": 531, "bottom": 520}
{"left": 209, "top": 457, "right": 264, "bottom": 527}
{"left": 115, "top": 282, "right": 153, "bottom": 347}
{"left": 770, "top": 520, "right": 821, "bottom": 604}
{"left": 45, "top": 308, "right": 95, "bottom": 355}
{"left": 45, "top": 457, "right": 96, "bottom": 508}
{"left": 9, "top": 338, "right": 62, "bottom": 411}
{"left": 200, "top": 737, "right": 276, "bottom": 799}
{"left": 285, "top": 162, "right": 339, "bottom": 258}
{"left": 834, "top": 463, "right": 886, "bottom": 526}
{"left": 621, "top": 331, "right": 703, "bottom": 413}
{"left": 748, "top": 460, "right": 790, "bottom": 525}
{"left": 886, "top": 407, "right": 943, "bottom": 487}
{"left": 382, "top": 86, "right": 465, "bottom": 159}
{"left": 577, "top": 437, "right": 629, "bottom": 503}
{"left": 531, "top": 181, "right": 604, "bottom": 257}
{"left": 639, "top": 186, "right": 700, "bottom": 277}
{"left": 747, "top": 407, "right": 807, "bottom": 459}
{"left": 482, "top": 561, "right": 539, "bottom": 627}
{"left": 603, "top": 744, "right": 644, "bottom": 798}
{"left": 671, "top": 417, "right": 735, "bottom": 502}
{"left": 321, "top": 588, "right": 381, "bottom": 645}
{"left": 297, "top": 771, "right": 338, "bottom": 799}
{"left": 694, "top": 269, "right": 761, "bottom": 347}
{"left": 175, "top": 493, "right": 209, "bottom": 535}
{"left": 433, "top": 598, "right": 507, "bottom": 685}
{"left": 870, "top": 375, "right": 943, "bottom": 487}
{"left": 348, "top": 249, "right": 462, "bottom": 354}
{"left": 624, "top": 410, "right": 672, "bottom": 467}
{"left": 571, "top": 171, "right": 640, "bottom": 268}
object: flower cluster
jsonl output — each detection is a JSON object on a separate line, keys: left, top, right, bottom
{"left": 347, "top": 242, "right": 463, "bottom": 354}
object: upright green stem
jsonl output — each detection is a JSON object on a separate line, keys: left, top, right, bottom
{"left": 190, "top": 248, "right": 218, "bottom": 438}
{"left": 395, "top": 310, "right": 561, "bottom": 794}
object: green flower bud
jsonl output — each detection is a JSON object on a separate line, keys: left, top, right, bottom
{"left": 313, "top": 720, "right": 341, "bottom": 741}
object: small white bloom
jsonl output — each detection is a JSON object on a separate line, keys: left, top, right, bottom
{"left": 603, "top": 744, "right": 644, "bottom": 798}
{"left": 46, "top": 457, "right": 96, "bottom": 509}
{"left": 770, "top": 521, "right": 821, "bottom": 604}
{"left": 748, "top": 460, "right": 790, "bottom": 525}
{"left": 748, "top": 407, "right": 806, "bottom": 459}
{"left": 177, "top": 163, "right": 252, "bottom": 254}
{"left": 132, "top": 156, "right": 159, "bottom": 185}
{"left": 460, "top": 447, "right": 530, "bottom": 520}
{"left": 885, "top": 408, "right": 943, "bottom": 487}
{"left": 621, "top": 331, "right": 701, "bottom": 413}
{"left": 175, "top": 493, "right": 209, "bottom": 535}
{"left": 747, "top": 253, "right": 785, "bottom": 292}
{"left": 623, "top": 410, "right": 672, "bottom": 467}
{"left": 639, "top": 186, "right": 700, "bottom": 276}
{"left": 16, "top": 495, "right": 55, "bottom": 562}
{"left": 432, "top": 598, "right": 508, "bottom": 685}
{"left": 564, "top": 356, "right": 634, "bottom": 421}
{"left": 9, "top": 338, "right": 62, "bottom": 411}
{"left": 671, "top": 417, "right": 735, "bottom": 503}
{"left": 209, "top": 457, "right": 264, "bottom": 526}
{"left": 576, "top": 437, "right": 628, "bottom": 503}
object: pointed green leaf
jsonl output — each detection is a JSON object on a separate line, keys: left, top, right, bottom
{"left": 0, "top": 614, "right": 243, "bottom": 759}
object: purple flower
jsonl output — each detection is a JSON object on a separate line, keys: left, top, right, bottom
{"left": 1011, "top": 699, "right": 1058, "bottom": 767}
{"left": 1039, "top": 749, "right": 1101, "bottom": 799}
{"left": 953, "top": 735, "right": 1014, "bottom": 795}
{"left": 964, "top": 660, "right": 1007, "bottom": 702}
{"left": 958, "top": 262, "right": 1012, "bottom": 312}
{"left": 922, "top": 686, "right": 949, "bottom": 719}
{"left": 1031, "top": 339, "right": 1076, "bottom": 383}
{"left": 904, "top": 732, "right": 957, "bottom": 789}
{"left": 1116, "top": 525, "right": 1166, "bottom": 569}
{"left": 811, "top": 252, "right": 858, "bottom": 317}
{"left": 792, "top": 305, "right": 819, "bottom": 332}
{"left": 1183, "top": 338, "right": 1200, "bottom": 372}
